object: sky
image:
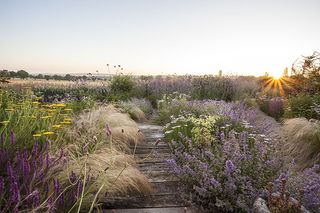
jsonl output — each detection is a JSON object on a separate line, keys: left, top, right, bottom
{"left": 0, "top": 0, "right": 319, "bottom": 76}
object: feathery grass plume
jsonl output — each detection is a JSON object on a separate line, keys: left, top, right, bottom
{"left": 60, "top": 148, "right": 153, "bottom": 209}
{"left": 282, "top": 118, "right": 320, "bottom": 170}
{"left": 65, "top": 105, "right": 144, "bottom": 152}
{"left": 117, "top": 101, "right": 147, "bottom": 122}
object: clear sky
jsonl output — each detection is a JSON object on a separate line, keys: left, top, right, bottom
{"left": 0, "top": 0, "right": 319, "bottom": 76}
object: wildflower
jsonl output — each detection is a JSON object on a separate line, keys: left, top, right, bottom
{"left": 0, "top": 176, "right": 4, "bottom": 196}
{"left": 41, "top": 116, "right": 50, "bottom": 119}
{"left": 10, "top": 130, "right": 15, "bottom": 144}
{"left": 33, "top": 133, "right": 42, "bottom": 137}
{"left": 225, "top": 160, "right": 236, "bottom": 174}
{"left": 47, "top": 109, "right": 56, "bottom": 113}
{"left": 52, "top": 124, "right": 62, "bottom": 129}
{"left": 105, "top": 123, "right": 112, "bottom": 136}
{"left": 32, "top": 101, "right": 40, "bottom": 105}
{"left": 64, "top": 118, "right": 72, "bottom": 121}
{"left": 64, "top": 108, "right": 73, "bottom": 111}
{"left": 60, "top": 121, "right": 71, "bottom": 125}
{"left": 43, "top": 132, "right": 55, "bottom": 135}
{"left": 55, "top": 103, "right": 66, "bottom": 107}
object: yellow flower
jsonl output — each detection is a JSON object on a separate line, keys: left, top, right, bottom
{"left": 55, "top": 103, "right": 66, "bottom": 107}
{"left": 60, "top": 121, "right": 71, "bottom": 125}
{"left": 0, "top": 120, "right": 9, "bottom": 124}
{"left": 64, "top": 108, "right": 73, "bottom": 111}
{"left": 47, "top": 109, "right": 57, "bottom": 113}
{"left": 41, "top": 116, "right": 50, "bottom": 119}
{"left": 32, "top": 102, "right": 40, "bottom": 105}
{"left": 52, "top": 124, "right": 62, "bottom": 129}
{"left": 43, "top": 132, "right": 55, "bottom": 135}
{"left": 33, "top": 134, "right": 42, "bottom": 137}
{"left": 64, "top": 118, "right": 72, "bottom": 121}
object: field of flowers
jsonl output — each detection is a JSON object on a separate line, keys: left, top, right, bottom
{"left": 0, "top": 65, "right": 319, "bottom": 212}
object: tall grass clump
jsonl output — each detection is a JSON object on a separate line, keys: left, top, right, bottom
{"left": 117, "top": 100, "right": 147, "bottom": 122}
{"left": 60, "top": 105, "right": 152, "bottom": 209}
{"left": 282, "top": 118, "right": 320, "bottom": 170}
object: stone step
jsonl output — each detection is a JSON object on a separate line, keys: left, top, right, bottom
{"left": 105, "top": 207, "right": 199, "bottom": 213}
{"left": 102, "top": 193, "right": 186, "bottom": 209}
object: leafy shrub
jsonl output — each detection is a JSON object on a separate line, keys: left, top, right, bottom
{"left": 258, "top": 97, "right": 285, "bottom": 120}
{"left": 155, "top": 92, "right": 191, "bottom": 124}
{"left": 165, "top": 102, "right": 280, "bottom": 212}
{"left": 284, "top": 94, "right": 320, "bottom": 119}
{"left": 110, "top": 75, "right": 135, "bottom": 100}
{"left": 166, "top": 126, "right": 279, "bottom": 212}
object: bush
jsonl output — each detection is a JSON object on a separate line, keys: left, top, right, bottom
{"left": 110, "top": 75, "right": 135, "bottom": 101}
{"left": 168, "top": 117, "right": 277, "bottom": 212}
{"left": 284, "top": 94, "right": 320, "bottom": 119}
{"left": 164, "top": 101, "right": 280, "bottom": 212}
{"left": 258, "top": 97, "right": 285, "bottom": 120}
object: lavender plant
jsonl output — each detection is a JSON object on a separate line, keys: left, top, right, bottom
{"left": 0, "top": 133, "right": 83, "bottom": 212}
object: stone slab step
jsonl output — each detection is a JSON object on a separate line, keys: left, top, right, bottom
{"left": 105, "top": 207, "right": 199, "bottom": 213}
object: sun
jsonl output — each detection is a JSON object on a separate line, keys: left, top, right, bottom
{"left": 272, "top": 73, "right": 282, "bottom": 80}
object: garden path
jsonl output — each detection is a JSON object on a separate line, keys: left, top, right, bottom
{"left": 106, "top": 123, "right": 199, "bottom": 213}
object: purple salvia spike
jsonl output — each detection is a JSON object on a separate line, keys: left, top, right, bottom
{"left": 0, "top": 176, "right": 4, "bottom": 196}
{"left": 32, "top": 189, "right": 40, "bottom": 207}
{"left": 0, "top": 132, "right": 5, "bottom": 147}
{"left": 9, "top": 130, "right": 15, "bottom": 145}
{"left": 32, "top": 141, "right": 39, "bottom": 157}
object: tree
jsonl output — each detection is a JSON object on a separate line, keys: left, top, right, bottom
{"left": 16, "top": 70, "right": 29, "bottom": 79}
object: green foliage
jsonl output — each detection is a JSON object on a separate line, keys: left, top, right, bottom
{"left": 155, "top": 92, "right": 190, "bottom": 124}
{"left": 165, "top": 115, "right": 224, "bottom": 146}
{"left": 110, "top": 74, "right": 135, "bottom": 100}
{"left": 0, "top": 89, "right": 73, "bottom": 150}
{"left": 284, "top": 94, "right": 320, "bottom": 119}
{"left": 258, "top": 97, "right": 285, "bottom": 121}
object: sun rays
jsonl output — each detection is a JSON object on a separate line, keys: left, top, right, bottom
{"left": 261, "top": 76, "right": 297, "bottom": 96}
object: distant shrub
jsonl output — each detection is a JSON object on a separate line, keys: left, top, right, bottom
{"left": 110, "top": 75, "right": 135, "bottom": 100}
{"left": 284, "top": 94, "right": 320, "bottom": 119}
{"left": 258, "top": 97, "right": 285, "bottom": 120}
{"left": 191, "top": 76, "right": 236, "bottom": 101}
{"left": 155, "top": 92, "right": 191, "bottom": 124}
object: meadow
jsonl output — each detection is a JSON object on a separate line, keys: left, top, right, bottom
{"left": 0, "top": 55, "right": 320, "bottom": 212}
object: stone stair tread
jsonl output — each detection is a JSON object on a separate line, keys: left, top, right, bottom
{"left": 107, "top": 207, "right": 199, "bottom": 213}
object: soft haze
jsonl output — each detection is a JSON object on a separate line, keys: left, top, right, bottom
{"left": 0, "top": 0, "right": 319, "bottom": 76}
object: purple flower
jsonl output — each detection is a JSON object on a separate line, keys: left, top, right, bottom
{"left": 0, "top": 176, "right": 4, "bottom": 196}
{"left": 9, "top": 130, "right": 15, "bottom": 145}
{"left": 225, "top": 160, "right": 236, "bottom": 174}
{"left": 0, "top": 132, "right": 5, "bottom": 146}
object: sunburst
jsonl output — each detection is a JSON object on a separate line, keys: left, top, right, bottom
{"left": 261, "top": 76, "right": 297, "bottom": 96}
